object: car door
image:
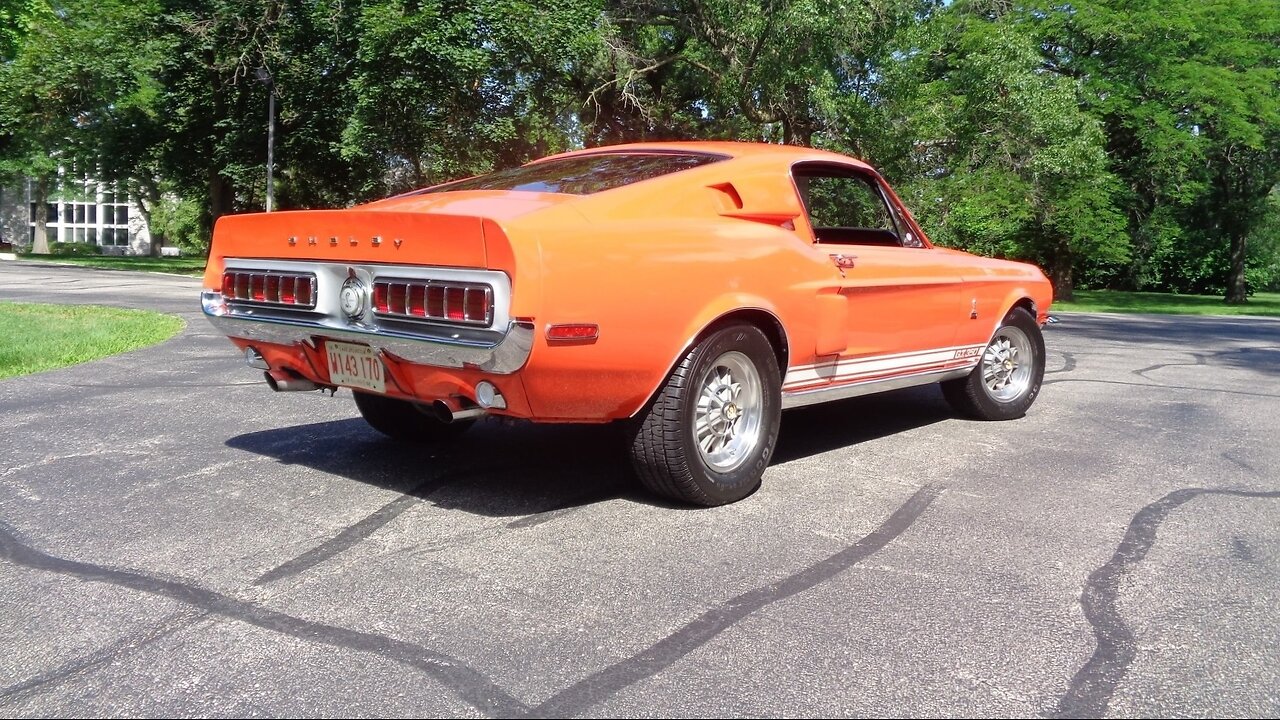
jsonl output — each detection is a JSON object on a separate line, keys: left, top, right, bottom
{"left": 792, "top": 163, "right": 965, "bottom": 383}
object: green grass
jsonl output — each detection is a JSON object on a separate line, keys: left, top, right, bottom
{"left": 0, "top": 302, "right": 185, "bottom": 380}
{"left": 1054, "top": 289, "right": 1280, "bottom": 317}
{"left": 19, "top": 253, "right": 207, "bottom": 276}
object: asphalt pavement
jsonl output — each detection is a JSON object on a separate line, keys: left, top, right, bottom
{"left": 1, "top": 261, "right": 1277, "bottom": 717}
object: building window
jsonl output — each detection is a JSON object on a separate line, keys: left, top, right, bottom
{"left": 24, "top": 180, "right": 137, "bottom": 251}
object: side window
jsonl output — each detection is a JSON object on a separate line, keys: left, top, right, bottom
{"left": 793, "top": 168, "right": 903, "bottom": 247}
{"left": 803, "top": 175, "right": 892, "bottom": 230}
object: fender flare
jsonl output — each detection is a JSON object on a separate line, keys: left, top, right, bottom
{"left": 627, "top": 294, "right": 789, "bottom": 418}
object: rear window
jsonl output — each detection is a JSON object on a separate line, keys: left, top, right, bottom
{"left": 415, "top": 152, "right": 725, "bottom": 196}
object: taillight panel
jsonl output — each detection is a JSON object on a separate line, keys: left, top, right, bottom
{"left": 222, "top": 270, "right": 317, "bottom": 310}
{"left": 373, "top": 278, "right": 493, "bottom": 327}
{"left": 214, "top": 261, "right": 511, "bottom": 342}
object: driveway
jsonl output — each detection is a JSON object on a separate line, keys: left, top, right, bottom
{"left": 1, "top": 261, "right": 1277, "bottom": 717}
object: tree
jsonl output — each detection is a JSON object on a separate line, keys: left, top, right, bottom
{"left": 341, "top": 0, "right": 599, "bottom": 192}
{"left": 0, "top": 0, "right": 167, "bottom": 254}
{"left": 1038, "top": 0, "right": 1280, "bottom": 302}
{"left": 583, "top": 0, "right": 929, "bottom": 146}
{"left": 0, "top": 0, "right": 45, "bottom": 62}
{"left": 870, "top": 1, "right": 1128, "bottom": 298}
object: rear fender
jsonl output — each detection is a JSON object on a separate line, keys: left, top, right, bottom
{"left": 625, "top": 294, "right": 788, "bottom": 418}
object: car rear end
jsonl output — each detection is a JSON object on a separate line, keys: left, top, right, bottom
{"left": 200, "top": 207, "right": 536, "bottom": 420}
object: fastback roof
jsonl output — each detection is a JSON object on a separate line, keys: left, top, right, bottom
{"left": 536, "top": 141, "right": 875, "bottom": 171}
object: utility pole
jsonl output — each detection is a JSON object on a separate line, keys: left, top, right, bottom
{"left": 256, "top": 67, "right": 276, "bottom": 212}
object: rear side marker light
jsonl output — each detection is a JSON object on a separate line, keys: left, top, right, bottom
{"left": 546, "top": 324, "right": 599, "bottom": 341}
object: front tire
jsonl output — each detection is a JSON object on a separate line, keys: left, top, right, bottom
{"left": 353, "top": 391, "right": 474, "bottom": 442}
{"left": 630, "top": 324, "right": 782, "bottom": 506}
{"left": 942, "top": 307, "right": 1045, "bottom": 420}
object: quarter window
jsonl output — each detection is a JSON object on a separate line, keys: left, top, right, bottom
{"left": 793, "top": 165, "right": 909, "bottom": 247}
{"left": 800, "top": 174, "right": 893, "bottom": 231}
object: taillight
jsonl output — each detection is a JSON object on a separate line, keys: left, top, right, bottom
{"left": 220, "top": 271, "right": 317, "bottom": 309}
{"left": 445, "top": 287, "right": 465, "bottom": 321}
{"left": 372, "top": 279, "right": 492, "bottom": 326}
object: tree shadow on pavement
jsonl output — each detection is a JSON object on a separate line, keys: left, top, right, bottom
{"left": 1053, "top": 313, "right": 1280, "bottom": 377}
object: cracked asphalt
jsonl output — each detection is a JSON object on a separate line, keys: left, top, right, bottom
{"left": 1, "top": 261, "right": 1278, "bottom": 717}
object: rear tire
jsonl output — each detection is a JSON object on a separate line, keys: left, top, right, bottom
{"left": 942, "top": 307, "right": 1045, "bottom": 420}
{"left": 353, "top": 391, "right": 474, "bottom": 442}
{"left": 630, "top": 324, "right": 782, "bottom": 506}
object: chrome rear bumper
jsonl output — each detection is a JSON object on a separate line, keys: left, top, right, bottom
{"left": 202, "top": 290, "right": 534, "bottom": 374}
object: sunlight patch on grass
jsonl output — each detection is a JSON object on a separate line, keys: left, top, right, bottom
{"left": 1055, "top": 290, "right": 1280, "bottom": 317}
{"left": 0, "top": 302, "right": 185, "bottom": 379}
{"left": 19, "top": 254, "right": 206, "bottom": 276}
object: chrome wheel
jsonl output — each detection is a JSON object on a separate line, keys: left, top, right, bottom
{"left": 694, "top": 350, "right": 764, "bottom": 473}
{"left": 981, "top": 326, "right": 1034, "bottom": 402}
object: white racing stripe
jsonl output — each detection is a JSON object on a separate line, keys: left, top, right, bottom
{"left": 784, "top": 344, "right": 984, "bottom": 389}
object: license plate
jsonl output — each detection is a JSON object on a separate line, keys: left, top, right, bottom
{"left": 325, "top": 341, "right": 386, "bottom": 394}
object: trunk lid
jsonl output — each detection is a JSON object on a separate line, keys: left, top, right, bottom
{"left": 207, "top": 210, "right": 489, "bottom": 277}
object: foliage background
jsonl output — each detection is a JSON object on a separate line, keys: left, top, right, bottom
{"left": 1, "top": 0, "right": 1277, "bottom": 300}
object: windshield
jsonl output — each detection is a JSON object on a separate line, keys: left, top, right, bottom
{"left": 414, "top": 152, "right": 726, "bottom": 196}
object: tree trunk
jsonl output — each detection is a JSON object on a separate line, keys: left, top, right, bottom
{"left": 1225, "top": 228, "right": 1248, "bottom": 304}
{"left": 1049, "top": 247, "right": 1075, "bottom": 302}
{"left": 31, "top": 176, "right": 51, "bottom": 255}
{"left": 205, "top": 173, "right": 234, "bottom": 259}
{"left": 1216, "top": 159, "right": 1249, "bottom": 304}
{"left": 209, "top": 175, "right": 234, "bottom": 221}
{"left": 133, "top": 185, "right": 164, "bottom": 257}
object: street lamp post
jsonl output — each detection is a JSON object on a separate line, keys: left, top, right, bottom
{"left": 256, "top": 67, "right": 275, "bottom": 212}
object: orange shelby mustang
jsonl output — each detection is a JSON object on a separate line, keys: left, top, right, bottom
{"left": 202, "top": 141, "right": 1053, "bottom": 505}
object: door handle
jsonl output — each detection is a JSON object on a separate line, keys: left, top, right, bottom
{"left": 829, "top": 253, "right": 857, "bottom": 269}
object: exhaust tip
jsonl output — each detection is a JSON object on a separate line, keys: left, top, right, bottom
{"left": 433, "top": 397, "right": 486, "bottom": 424}
{"left": 433, "top": 400, "right": 454, "bottom": 423}
{"left": 265, "top": 369, "right": 320, "bottom": 392}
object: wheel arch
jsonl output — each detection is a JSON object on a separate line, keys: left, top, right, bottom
{"left": 630, "top": 303, "right": 790, "bottom": 418}
{"left": 699, "top": 308, "right": 789, "bottom": 373}
{"left": 986, "top": 289, "right": 1042, "bottom": 341}
{"left": 1009, "top": 295, "right": 1037, "bottom": 317}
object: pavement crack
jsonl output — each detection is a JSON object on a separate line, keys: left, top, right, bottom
{"left": 1046, "top": 350, "right": 1077, "bottom": 376}
{"left": 506, "top": 488, "right": 627, "bottom": 530}
{"left": 0, "top": 523, "right": 528, "bottom": 717}
{"left": 253, "top": 493, "right": 424, "bottom": 586}
{"left": 1221, "top": 452, "right": 1263, "bottom": 477}
{"left": 1050, "top": 487, "right": 1280, "bottom": 719}
{"left": 1132, "top": 353, "right": 1206, "bottom": 381}
{"left": 252, "top": 468, "right": 499, "bottom": 586}
{"left": 0, "top": 609, "right": 209, "bottom": 705}
{"left": 525, "top": 484, "right": 943, "bottom": 718}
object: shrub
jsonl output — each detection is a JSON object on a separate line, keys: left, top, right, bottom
{"left": 49, "top": 242, "right": 103, "bottom": 256}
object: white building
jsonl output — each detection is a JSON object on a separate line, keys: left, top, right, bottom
{"left": 0, "top": 177, "right": 151, "bottom": 255}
